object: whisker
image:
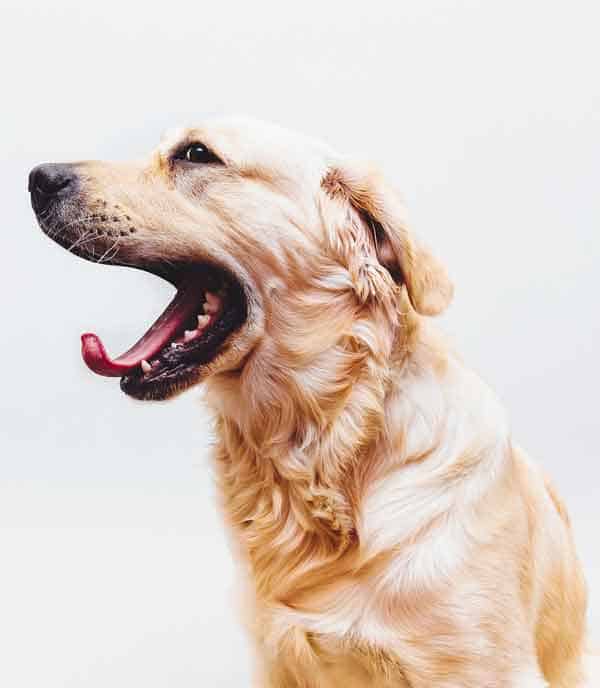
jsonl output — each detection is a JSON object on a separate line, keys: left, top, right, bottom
{"left": 67, "top": 231, "right": 98, "bottom": 252}
{"left": 97, "top": 238, "right": 121, "bottom": 264}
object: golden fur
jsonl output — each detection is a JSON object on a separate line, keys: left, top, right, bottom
{"left": 52, "top": 118, "right": 593, "bottom": 686}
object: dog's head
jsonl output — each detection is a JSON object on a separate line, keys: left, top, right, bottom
{"left": 30, "top": 117, "right": 452, "bottom": 401}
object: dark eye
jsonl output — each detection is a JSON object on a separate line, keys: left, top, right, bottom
{"left": 177, "top": 143, "right": 221, "bottom": 164}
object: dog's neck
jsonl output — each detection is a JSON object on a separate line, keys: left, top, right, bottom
{"left": 204, "top": 294, "right": 508, "bottom": 601}
{"left": 204, "top": 286, "right": 395, "bottom": 592}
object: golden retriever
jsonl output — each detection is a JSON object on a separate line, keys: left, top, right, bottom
{"left": 30, "top": 117, "right": 594, "bottom": 687}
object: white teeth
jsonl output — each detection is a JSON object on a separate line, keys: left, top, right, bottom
{"left": 141, "top": 359, "right": 152, "bottom": 373}
{"left": 184, "top": 329, "right": 197, "bottom": 342}
{"left": 203, "top": 291, "right": 220, "bottom": 314}
{"left": 171, "top": 342, "right": 179, "bottom": 349}
{"left": 197, "top": 314, "right": 210, "bottom": 329}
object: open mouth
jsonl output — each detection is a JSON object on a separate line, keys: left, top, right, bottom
{"left": 82, "top": 263, "right": 247, "bottom": 400}
{"left": 28, "top": 163, "right": 249, "bottom": 400}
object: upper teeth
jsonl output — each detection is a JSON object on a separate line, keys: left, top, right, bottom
{"left": 141, "top": 359, "right": 152, "bottom": 373}
{"left": 203, "top": 292, "right": 220, "bottom": 314}
{"left": 151, "top": 293, "right": 222, "bottom": 360}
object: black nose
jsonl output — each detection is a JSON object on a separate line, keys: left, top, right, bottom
{"left": 29, "top": 163, "right": 75, "bottom": 210}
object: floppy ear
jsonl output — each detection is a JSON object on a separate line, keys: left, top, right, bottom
{"left": 322, "top": 164, "right": 453, "bottom": 316}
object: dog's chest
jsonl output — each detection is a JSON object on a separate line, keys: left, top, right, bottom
{"left": 258, "top": 598, "right": 413, "bottom": 687}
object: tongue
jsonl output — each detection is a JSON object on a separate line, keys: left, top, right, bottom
{"left": 81, "top": 272, "right": 204, "bottom": 377}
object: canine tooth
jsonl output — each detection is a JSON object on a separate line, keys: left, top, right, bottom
{"left": 203, "top": 291, "right": 220, "bottom": 314}
{"left": 171, "top": 342, "right": 179, "bottom": 349}
{"left": 184, "top": 329, "right": 197, "bottom": 342}
{"left": 197, "top": 314, "right": 210, "bottom": 329}
{"left": 141, "top": 359, "right": 152, "bottom": 373}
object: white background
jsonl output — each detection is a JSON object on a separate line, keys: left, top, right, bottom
{"left": 1, "top": 1, "right": 598, "bottom": 685}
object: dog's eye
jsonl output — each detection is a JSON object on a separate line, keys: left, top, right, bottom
{"left": 177, "top": 143, "right": 221, "bottom": 164}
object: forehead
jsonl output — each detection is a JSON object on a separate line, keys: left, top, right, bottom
{"left": 158, "top": 116, "right": 338, "bottom": 182}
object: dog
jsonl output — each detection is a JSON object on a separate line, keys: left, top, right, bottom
{"left": 30, "top": 117, "right": 594, "bottom": 687}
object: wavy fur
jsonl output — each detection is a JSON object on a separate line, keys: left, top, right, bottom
{"left": 57, "top": 117, "right": 592, "bottom": 686}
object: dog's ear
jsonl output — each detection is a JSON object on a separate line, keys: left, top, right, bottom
{"left": 322, "top": 164, "right": 453, "bottom": 316}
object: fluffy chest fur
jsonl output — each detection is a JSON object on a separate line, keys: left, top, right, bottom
{"left": 207, "top": 320, "right": 572, "bottom": 687}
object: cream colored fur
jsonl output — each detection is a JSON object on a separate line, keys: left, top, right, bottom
{"left": 69, "top": 117, "right": 592, "bottom": 687}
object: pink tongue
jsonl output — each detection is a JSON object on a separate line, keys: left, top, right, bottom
{"left": 81, "top": 272, "right": 204, "bottom": 377}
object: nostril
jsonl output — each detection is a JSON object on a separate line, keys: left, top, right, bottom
{"left": 39, "top": 174, "right": 71, "bottom": 194}
{"left": 29, "top": 164, "right": 74, "bottom": 196}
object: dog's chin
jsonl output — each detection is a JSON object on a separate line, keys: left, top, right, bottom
{"left": 32, "top": 202, "right": 252, "bottom": 402}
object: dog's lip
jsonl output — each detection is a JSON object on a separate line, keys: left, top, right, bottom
{"left": 80, "top": 269, "right": 209, "bottom": 376}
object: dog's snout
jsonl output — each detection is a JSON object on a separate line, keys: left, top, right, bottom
{"left": 29, "top": 163, "right": 76, "bottom": 210}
